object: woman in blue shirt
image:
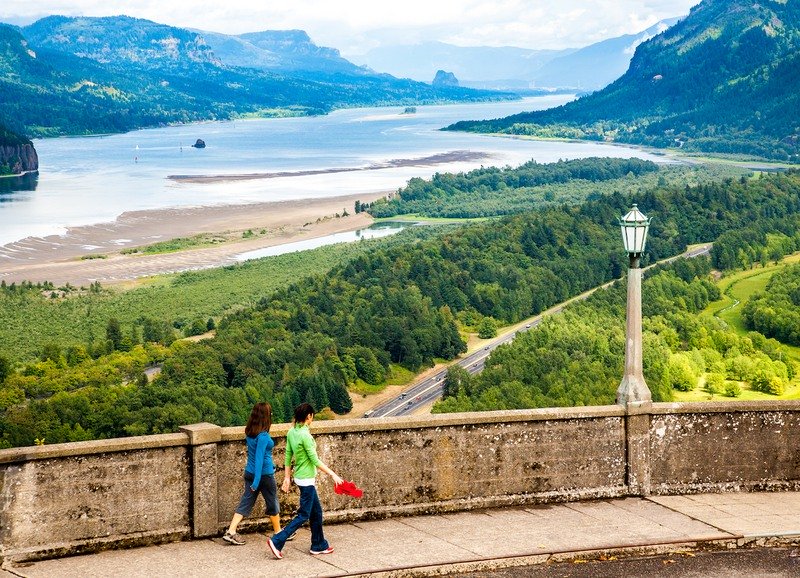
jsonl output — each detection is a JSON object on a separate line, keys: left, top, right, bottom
{"left": 223, "top": 402, "right": 284, "bottom": 545}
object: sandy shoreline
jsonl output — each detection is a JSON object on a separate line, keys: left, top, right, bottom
{"left": 0, "top": 190, "right": 390, "bottom": 286}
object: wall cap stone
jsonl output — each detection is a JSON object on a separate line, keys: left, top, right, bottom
{"left": 621, "top": 401, "right": 653, "bottom": 415}
{"left": 651, "top": 400, "right": 800, "bottom": 415}
{"left": 179, "top": 422, "right": 222, "bottom": 445}
{"left": 222, "top": 405, "right": 626, "bottom": 440}
{"left": 0, "top": 433, "right": 187, "bottom": 465}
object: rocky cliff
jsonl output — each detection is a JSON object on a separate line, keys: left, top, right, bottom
{"left": 432, "top": 70, "right": 459, "bottom": 87}
{"left": 0, "top": 143, "right": 39, "bottom": 175}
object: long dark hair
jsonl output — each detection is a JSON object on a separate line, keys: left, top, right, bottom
{"left": 293, "top": 402, "right": 315, "bottom": 425}
{"left": 245, "top": 402, "right": 272, "bottom": 438}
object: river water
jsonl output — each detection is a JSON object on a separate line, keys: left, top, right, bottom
{"left": 0, "top": 96, "right": 666, "bottom": 246}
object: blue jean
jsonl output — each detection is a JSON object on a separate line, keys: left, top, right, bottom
{"left": 271, "top": 484, "right": 328, "bottom": 552}
{"left": 235, "top": 472, "right": 279, "bottom": 517}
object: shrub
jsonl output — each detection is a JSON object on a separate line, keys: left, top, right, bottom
{"left": 704, "top": 372, "right": 725, "bottom": 394}
{"left": 723, "top": 382, "right": 742, "bottom": 397}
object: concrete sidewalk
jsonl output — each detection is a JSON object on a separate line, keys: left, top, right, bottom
{"left": 3, "top": 492, "right": 800, "bottom": 578}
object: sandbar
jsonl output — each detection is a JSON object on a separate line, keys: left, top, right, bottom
{"left": 0, "top": 191, "right": 389, "bottom": 287}
{"left": 168, "top": 150, "right": 491, "bottom": 183}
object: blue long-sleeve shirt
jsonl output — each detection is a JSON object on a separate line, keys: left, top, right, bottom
{"left": 244, "top": 431, "right": 275, "bottom": 490}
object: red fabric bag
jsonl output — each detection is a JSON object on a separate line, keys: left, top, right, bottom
{"left": 334, "top": 480, "right": 363, "bottom": 498}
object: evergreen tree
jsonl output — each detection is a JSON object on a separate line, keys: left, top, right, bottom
{"left": 0, "top": 354, "right": 10, "bottom": 383}
{"left": 106, "top": 318, "right": 123, "bottom": 351}
{"left": 328, "top": 382, "right": 353, "bottom": 414}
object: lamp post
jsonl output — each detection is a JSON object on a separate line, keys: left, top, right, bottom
{"left": 617, "top": 204, "right": 652, "bottom": 406}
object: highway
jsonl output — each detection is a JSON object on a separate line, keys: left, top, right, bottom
{"left": 366, "top": 319, "right": 541, "bottom": 418}
{"left": 364, "top": 243, "right": 712, "bottom": 419}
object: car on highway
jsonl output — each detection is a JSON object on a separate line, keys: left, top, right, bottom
{"left": 399, "top": 392, "right": 407, "bottom": 399}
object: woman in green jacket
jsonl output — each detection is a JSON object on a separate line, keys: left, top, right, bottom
{"left": 268, "top": 403, "right": 343, "bottom": 559}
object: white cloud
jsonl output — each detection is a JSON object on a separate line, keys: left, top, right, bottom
{"left": 0, "top": 0, "right": 699, "bottom": 53}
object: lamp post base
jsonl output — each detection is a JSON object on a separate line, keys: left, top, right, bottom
{"left": 616, "top": 374, "right": 652, "bottom": 406}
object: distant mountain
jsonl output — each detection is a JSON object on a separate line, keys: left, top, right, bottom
{"left": 201, "top": 29, "right": 366, "bottom": 75}
{"left": 0, "top": 16, "right": 509, "bottom": 138}
{"left": 532, "top": 18, "right": 680, "bottom": 90}
{"left": 350, "top": 41, "right": 574, "bottom": 85}
{"left": 23, "top": 15, "right": 220, "bottom": 70}
{"left": 448, "top": 0, "right": 800, "bottom": 162}
{"left": 349, "top": 20, "right": 680, "bottom": 91}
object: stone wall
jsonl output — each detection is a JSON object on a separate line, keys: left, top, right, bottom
{"left": 217, "top": 407, "right": 627, "bottom": 533}
{"left": 649, "top": 402, "right": 800, "bottom": 493}
{"left": 1, "top": 402, "right": 799, "bottom": 563}
{"left": 0, "top": 434, "right": 189, "bottom": 562}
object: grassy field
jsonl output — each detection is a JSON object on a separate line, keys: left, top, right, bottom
{"left": 349, "top": 365, "right": 417, "bottom": 396}
{"left": 0, "top": 232, "right": 425, "bottom": 364}
{"left": 674, "top": 381, "right": 800, "bottom": 403}
{"left": 701, "top": 252, "right": 800, "bottom": 358}
{"left": 673, "top": 253, "right": 800, "bottom": 403}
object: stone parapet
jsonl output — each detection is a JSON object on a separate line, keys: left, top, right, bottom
{"left": 1, "top": 402, "right": 799, "bottom": 563}
{"left": 0, "top": 433, "right": 188, "bottom": 465}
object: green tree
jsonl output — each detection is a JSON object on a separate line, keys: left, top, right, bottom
{"left": 724, "top": 382, "right": 742, "bottom": 397}
{"left": 39, "top": 343, "right": 65, "bottom": 367}
{"left": 328, "top": 381, "right": 353, "bottom": 414}
{"left": 442, "top": 365, "right": 472, "bottom": 399}
{"left": 704, "top": 372, "right": 725, "bottom": 394}
{"left": 0, "top": 354, "right": 11, "bottom": 383}
{"left": 106, "top": 318, "right": 123, "bottom": 351}
{"left": 669, "top": 354, "right": 699, "bottom": 392}
{"left": 477, "top": 317, "right": 498, "bottom": 339}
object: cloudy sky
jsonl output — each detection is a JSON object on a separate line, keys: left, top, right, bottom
{"left": 0, "top": 0, "right": 700, "bottom": 55}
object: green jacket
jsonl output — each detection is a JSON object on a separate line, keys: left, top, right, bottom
{"left": 285, "top": 424, "right": 322, "bottom": 480}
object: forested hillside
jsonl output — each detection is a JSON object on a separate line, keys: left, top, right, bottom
{"left": 743, "top": 264, "right": 800, "bottom": 345}
{"left": 368, "top": 157, "right": 660, "bottom": 218}
{"left": 3, "top": 167, "right": 800, "bottom": 447}
{"left": 447, "top": 0, "right": 800, "bottom": 161}
{"left": 435, "top": 256, "right": 794, "bottom": 412}
{"left": 0, "top": 122, "right": 29, "bottom": 146}
{"left": 0, "top": 16, "right": 507, "bottom": 137}
{"left": 201, "top": 29, "right": 366, "bottom": 75}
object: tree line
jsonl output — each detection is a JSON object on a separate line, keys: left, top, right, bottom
{"left": 368, "top": 157, "right": 660, "bottom": 218}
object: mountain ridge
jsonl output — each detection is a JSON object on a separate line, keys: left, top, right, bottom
{"left": 531, "top": 18, "right": 681, "bottom": 90}
{"left": 23, "top": 15, "right": 221, "bottom": 68}
{"left": 349, "top": 18, "right": 681, "bottom": 91}
{"left": 446, "top": 0, "right": 800, "bottom": 161}
{"left": 0, "top": 15, "right": 509, "bottom": 138}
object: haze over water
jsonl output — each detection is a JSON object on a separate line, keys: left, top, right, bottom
{"left": 0, "top": 96, "right": 667, "bottom": 246}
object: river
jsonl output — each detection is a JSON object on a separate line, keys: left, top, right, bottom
{"left": 0, "top": 96, "right": 667, "bottom": 247}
